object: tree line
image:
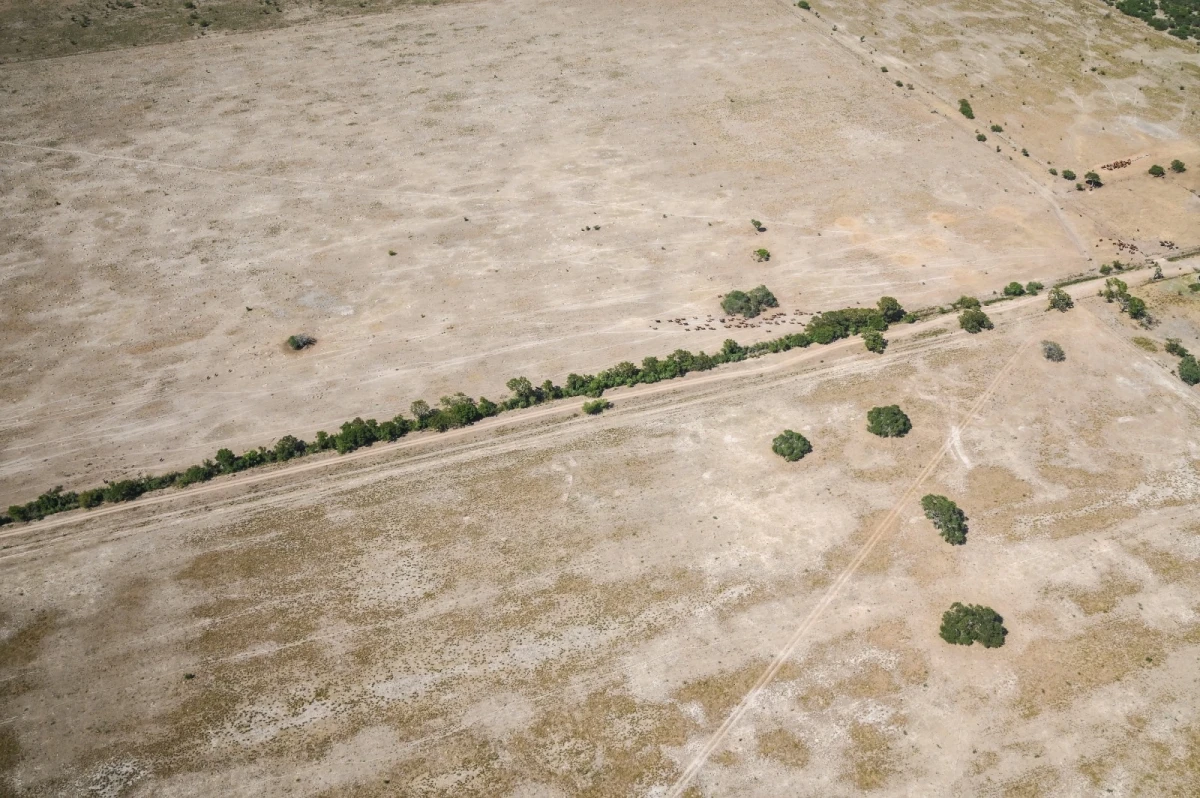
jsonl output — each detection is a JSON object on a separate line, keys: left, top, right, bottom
{"left": 4, "top": 296, "right": 909, "bottom": 524}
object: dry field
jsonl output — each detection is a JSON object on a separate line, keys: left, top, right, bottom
{"left": 3, "top": 0, "right": 1200, "bottom": 795}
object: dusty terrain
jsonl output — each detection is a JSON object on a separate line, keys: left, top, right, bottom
{"left": 3, "top": 0, "right": 1200, "bottom": 795}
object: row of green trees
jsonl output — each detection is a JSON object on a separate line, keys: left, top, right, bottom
{"left": 5, "top": 296, "right": 909, "bottom": 524}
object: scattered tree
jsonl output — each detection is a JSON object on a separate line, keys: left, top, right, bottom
{"left": 920, "top": 494, "right": 968, "bottom": 544}
{"left": 1041, "top": 340, "right": 1065, "bottom": 361}
{"left": 1003, "top": 281, "right": 1026, "bottom": 297}
{"left": 286, "top": 334, "right": 316, "bottom": 350}
{"left": 867, "top": 405, "right": 912, "bottom": 438}
{"left": 1048, "top": 167, "right": 1058, "bottom": 176}
{"left": 976, "top": 133, "right": 987, "bottom": 142}
{"left": 939, "top": 603, "right": 1007, "bottom": 648}
{"left": 863, "top": 330, "right": 887, "bottom": 353}
{"left": 772, "top": 430, "right": 813, "bottom": 462}
{"left": 1061, "top": 169, "right": 1076, "bottom": 181}
{"left": 753, "top": 248, "right": 771, "bottom": 262}
{"left": 1084, "top": 171, "right": 1102, "bottom": 187}
{"left": 877, "top": 296, "right": 906, "bottom": 323}
{"left": 959, "top": 308, "right": 994, "bottom": 333}
{"left": 722, "top": 284, "right": 779, "bottom": 318}
{"left": 1165, "top": 338, "right": 1190, "bottom": 358}
{"left": 751, "top": 219, "right": 764, "bottom": 232}
{"left": 958, "top": 99, "right": 974, "bottom": 119}
{"left": 1179, "top": 355, "right": 1200, "bottom": 386}
{"left": 797, "top": 0, "right": 810, "bottom": 8}
{"left": 1170, "top": 159, "right": 1186, "bottom": 173}
{"left": 1047, "top": 287, "right": 1074, "bottom": 312}
{"left": 1149, "top": 164, "right": 1165, "bottom": 177}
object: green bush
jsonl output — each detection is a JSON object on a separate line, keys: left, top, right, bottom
{"left": 772, "top": 430, "right": 813, "bottom": 462}
{"left": 722, "top": 285, "right": 779, "bottom": 318}
{"left": 1149, "top": 164, "right": 1165, "bottom": 177}
{"left": 1021, "top": 148, "right": 1029, "bottom": 157}
{"left": 1165, "top": 338, "right": 1190, "bottom": 358}
{"left": 989, "top": 124, "right": 1003, "bottom": 132}
{"left": 976, "top": 133, "right": 987, "bottom": 142}
{"left": 1100, "top": 263, "right": 1113, "bottom": 275}
{"left": 1048, "top": 168, "right": 1058, "bottom": 176}
{"left": 806, "top": 305, "right": 894, "bottom": 344}
{"left": 958, "top": 99, "right": 974, "bottom": 119}
{"left": 582, "top": 398, "right": 612, "bottom": 414}
{"left": 920, "top": 494, "right": 968, "bottom": 544}
{"left": 1171, "top": 159, "right": 1186, "bottom": 173}
{"left": 1025, "top": 281, "right": 1043, "bottom": 294}
{"left": 1084, "top": 171, "right": 1102, "bottom": 187}
{"left": 1126, "top": 295, "right": 1148, "bottom": 320}
{"left": 1179, "top": 355, "right": 1200, "bottom": 386}
{"left": 1003, "top": 281, "right": 1026, "bottom": 297}
{"left": 939, "top": 603, "right": 1007, "bottom": 648}
{"left": 753, "top": 248, "right": 771, "bottom": 262}
{"left": 877, "top": 296, "right": 906, "bottom": 323}
{"left": 751, "top": 219, "right": 764, "bottom": 231}
{"left": 953, "top": 295, "right": 981, "bottom": 310}
{"left": 959, "top": 308, "right": 994, "bottom": 333}
{"left": 1042, "top": 340, "right": 1066, "bottom": 362}
{"left": 1061, "top": 169, "right": 1076, "bottom": 181}
{"left": 286, "top": 334, "right": 316, "bottom": 351}
{"left": 867, "top": 405, "right": 911, "bottom": 438}
{"left": 797, "top": 0, "right": 810, "bottom": 8}
{"left": 863, "top": 330, "right": 887, "bottom": 354}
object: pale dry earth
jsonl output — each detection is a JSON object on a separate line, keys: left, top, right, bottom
{"left": 3, "top": 0, "right": 1194, "bottom": 504}
{"left": 3, "top": 0, "right": 1200, "bottom": 795}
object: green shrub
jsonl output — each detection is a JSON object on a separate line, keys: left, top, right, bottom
{"left": 582, "top": 398, "right": 612, "bottom": 415}
{"left": 958, "top": 99, "right": 974, "bottom": 119}
{"left": 1084, "top": 171, "right": 1102, "bottom": 187}
{"left": 881, "top": 66, "right": 888, "bottom": 73}
{"left": 1170, "top": 159, "right": 1186, "bottom": 173}
{"left": 1025, "top": 281, "right": 1043, "bottom": 294}
{"left": 806, "top": 307, "right": 888, "bottom": 344}
{"left": 753, "top": 248, "right": 771, "bottom": 262}
{"left": 866, "top": 405, "right": 911, "bottom": 438}
{"left": 959, "top": 308, "right": 994, "bottom": 333}
{"left": 797, "top": 0, "right": 810, "bottom": 8}
{"left": 863, "top": 330, "right": 887, "bottom": 353}
{"left": 1100, "top": 263, "right": 1113, "bottom": 275}
{"left": 1041, "top": 340, "right": 1065, "bottom": 362}
{"left": 1149, "top": 164, "right": 1165, "bottom": 177}
{"left": 920, "top": 494, "right": 968, "bottom": 544}
{"left": 751, "top": 219, "right": 764, "bottom": 231}
{"left": 939, "top": 603, "right": 1007, "bottom": 648}
{"left": 989, "top": 123, "right": 1003, "bottom": 132}
{"left": 1049, "top": 168, "right": 1058, "bottom": 176}
{"left": 896, "top": 80, "right": 904, "bottom": 87}
{"left": 1021, "top": 148, "right": 1029, "bottom": 156}
{"left": 953, "top": 295, "right": 981, "bottom": 310}
{"left": 1179, "top": 355, "right": 1200, "bottom": 386}
{"left": 1126, "top": 295, "right": 1147, "bottom": 320}
{"left": 1003, "top": 281, "right": 1026, "bottom": 297}
{"left": 722, "top": 285, "right": 778, "bottom": 318}
{"left": 772, "top": 430, "right": 813, "bottom": 462}
{"left": 976, "top": 133, "right": 987, "bottom": 142}
{"left": 286, "top": 334, "right": 316, "bottom": 351}
{"left": 1061, "top": 169, "right": 1076, "bottom": 181}
{"left": 877, "top": 296, "right": 906, "bottom": 323}
{"left": 1165, "top": 338, "right": 1191, "bottom": 358}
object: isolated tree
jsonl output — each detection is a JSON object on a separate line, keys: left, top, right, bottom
{"left": 863, "top": 330, "right": 887, "bottom": 354}
{"left": 1061, "top": 169, "right": 1076, "bottom": 181}
{"left": 1041, "top": 340, "right": 1065, "bottom": 362}
{"left": 1170, "top": 159, "right": 1186, "bottom": 173}
{"left": 1149, "top": 164, "right": 1165, "bottom": 177}
{"left": 1179, "top": 355, "right": 1200, "bottom": 386}
{"left": 939, "top": 603, "right": 1007, "bottom": 648}
{"left": 772, "top": 430, "right": 813, "bottom": 462}
{"left": 920, "top": 494, "right": 968, "bottom": 544}
{"left": 1126, "top": 295, "right": 1147, "bottom": 320}
{"left": 867, "top": 405, "right": 911, "bottom": 438}
{"left": 1084, "top": 171, "right": 1102, "bottom": 187}
{"left": 1046, "top": 286, "right": 1075, "bottom": 312}
{"left": 1003, "top": 281, "right": 1026, "bottom": 297}
{"left": 959, "top": 308, "right": 994, "bottom": 333}
{"left": 722, "top": 285, "right": 778, "bottom": 318}
{"left": 1101, "top": 277, "right": 1128, "bottom": 303}
{"left": 751, "top": 219, "right": 764, "bottom": 231}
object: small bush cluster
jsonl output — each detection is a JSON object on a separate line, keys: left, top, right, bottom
{"left": 939, "top": 603, "right": 1007, "bottom": 648}
{"left": 958, "top": 308, "right": 994, "bottom": 333}
{"left": 866, "top": 405, "right": 911, "bottom": 438}
{"left": 921, "top": 494, "right": 968, "bottom": 544}
{"left": 772, "top": 430, "right": 813, "bottom": 462}
{"left": 1041, "top": 340, "right": 1065, "bottom": 361}
{"left": 721, "top": 285, "right": 779, "bottom": 318}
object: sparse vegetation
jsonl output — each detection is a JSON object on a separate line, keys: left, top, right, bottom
{"left": 1133, "top": 336, "right": 1158, "bottom": 351}
{"left": 1170, "top": 159, "right": 1186, "bottom": 173}
{"left": 1061, "top": 169, "right": 1077, "bottom": 181}
{"left": 582, "top": 398, "right": 612, "bottom": 414}
{"left": 953, "top": 295, "right": 981, "bottom": 310}
{"left": 866, "top": 405, "right": 911, "bottom": 438}
{"left": 862, "top": 330, "right": 887, "bottom": 354}
{"left": 751, "top": 219, "right": 764, "bottom": 232}
{"left": 1042, "top": 340, "right": 1065, "bottom": 361}
{"left": 939, "top": 603, "right": 1007, "bottom": 648}
{"left": 1025, "top": 281, "right": 1043, "bottom": 295}
{"left": 958, "top": 99, "right": 974, "bottom": 119}
{"left": 721, "top": 285, "right": 779, "bottom": 318}
{"left": 797, "top": 0, "right": 810, "bottom": 8}
{"left": 920, "top": 494, "right": 968, "bottom": 544}
{"left": 989, "top": 124, "right": 1002, "bottom": 133}
{"left": 976, "top": 133, "right": 987, "bottom": 142}
{"left": 958, "top": 308, "right": 993, "bottom": 333}
{"left": 1049, "top": 168, "right": 1058, "bottom": 176}
{"left": 753, "top": 248, "right": 771, "bottom": 262}
{"left": 1149, "top": 164, "right": 1165, "bottom": 177}
{"left": 1085, "top": 171, "right": 1102, "bottom": 187}
{"left": 286, "top": 334, "right": 316, "bottom": 351}
{"left": 1003, "top": 281, "right": 1026, "bottom": 297}
{"left": 772, "top": 430, "right": 813, "bottom": 462}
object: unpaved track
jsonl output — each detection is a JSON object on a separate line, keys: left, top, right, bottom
{"left": 665, "top": 335, "right": 1034, "bottom": 796}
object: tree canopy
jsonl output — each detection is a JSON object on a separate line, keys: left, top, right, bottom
{"left": 772, "top": 430, "right": 813, "bottom": 462}
{"left": 722, "top": 285, "right": 779, "bottom": 318}
{"left": 958, "top": 309, "right": 994, "bottom": 333}
{"left": 867, "top": 405, "right": 911, "bottom": 438}
{"left": 921, "top": 494, "right": 968, "bottom": 544}
{"left": 939, "top": 603, "right": 1007, "bottom": 648}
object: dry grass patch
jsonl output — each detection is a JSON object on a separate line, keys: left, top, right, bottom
{"left": 756, "top": 727, "right": 811, "bottom": 769}
{"left": 840, "top": 721, "right": 897, "bottom": 791}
